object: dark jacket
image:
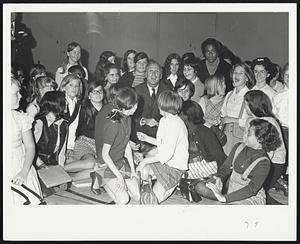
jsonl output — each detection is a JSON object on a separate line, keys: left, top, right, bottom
{"left": 198, "top": 59, "right": 233, "bottom": 94}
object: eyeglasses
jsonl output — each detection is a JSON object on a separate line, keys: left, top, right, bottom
{"left": 91, "top": 89, "right": 103, "bottom": 95}
{"left": 254, "top": 70, "right": 267, "bottom": 74}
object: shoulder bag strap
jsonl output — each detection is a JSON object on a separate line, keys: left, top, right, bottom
{"left": 242, "top": 156, "right": 269, "bottom": 180}
{"left": 11, "top": 186, "right": 31, "bottom": 205}
{"left": 231, "top": 143, "right": 246, "bottom": 168}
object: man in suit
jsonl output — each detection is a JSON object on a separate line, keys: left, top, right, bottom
{"left": 132, "top": 60, "right": 169, "bottom": 143}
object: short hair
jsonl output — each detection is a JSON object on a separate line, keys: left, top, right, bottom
{"left": 122, "top": 49, "right": 137, "bottom": 73}
{"left": 115, "top": 86, "right": 138, "bottom": 110}
{"left": 39, "top": 91, "right": 66, "bottom": 118}
{"left": 180, "top": 100, "right": 205, "bottom": 125}
{"left": 201, "top": 38, "right": 222, "bottom": 56}
{"left": 230, "top": 62, "right": 255, "bottom": 89}
{"left": 175, "top": 77, "right": 195, "bottom": 99}
{"left": 205, "top": 74, "right": 226, "bottom": 98}
{"left": 68, "top": 64, "right": 86, "bottom": 79}
{"left": 244, "top": 90, "right": 275, "bottom": 118}
{"left": 183, "top": 57, "right": 201, "bottom": 76}
{"left": 31, "top": 76, "right": 57, "bottom": 103}
{"left": 59, "top": 73, "right": 83, "bottom": 100}
{"left": 134, "top": 51, "right": 149, "bottom": 64}
{"left": 146, "top": 59, "right": 162, "bottom": 74}
{"left": 249, "top": 119, "right": 281, "bottom": 152}
{"left": 163, "top": 53, "right": 182, "bottom": 79}
{"left": 157, "top": 90, "right": 182, "bottom": 115}
{"left": 29, "top": 64, "right": 46, "bottom": 79}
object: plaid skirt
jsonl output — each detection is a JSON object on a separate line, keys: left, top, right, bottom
{"left": 96, "top": 158, "right": 131, "bottom": 181}
{"left": 149, "top": 162, "right": 185, "bottom": 191}
{"left": 73, "top": 136, "right": 96, "bottom": 160}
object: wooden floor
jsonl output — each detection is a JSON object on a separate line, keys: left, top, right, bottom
{"left": 45, "top": 184, "right": 288, "bottom": 205}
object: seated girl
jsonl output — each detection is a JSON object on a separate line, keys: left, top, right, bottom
{"left": 198, "top": 74, "right": 226, "bottom": 128}
{"left": 33, "top": 91, "right": 68, "bottom": 169}
{"left": 136, "top": 90, "right": 189, "bottom": 203}
{"left": 94, "top": 86, "right": 140, "bottom": 204}
{"left": 206, "top": 119, "right": 281, "bottom": 205}
{"left": 59, "top": 74, "right": 83, "bottom": 161}
{"left": 179, "top": 100, "right": 226, "bottom": 169}
{"left": 64, "top": 81, "right": 107, "bottom": 185}
{"left": 11, "top": 77, "right": 42, "bottom": 204}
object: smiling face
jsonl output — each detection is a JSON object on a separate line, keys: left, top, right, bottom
{"left": 106, "top": 68, "right": 119, "bottom": 85}
{"left": 89, "top": 85, "right": 104, "bottom": 104}
{"left": 67, "top": 46, "right": 81, "bottom": 64}
{"left": 170, "top": 58, "right": 179, "bottom": 75}
{"left": 127, "top": 53, "right": 136, "bottom": 70}
{"left": 183, "top": 65, "right": 196, "bottom": 81}
{"left": 253, "top": 65, "right": 269, "bottom": 85}
{"left": 204, "top": 44, "right": 218, "bottom": 63}
{"left": 135, "top": 58, "right": 148, "bottom": 73}
{"left": 146, "top": 63, "right": 162, "bottom": 87}
{"left": 232, "top": 66, "right": 248, "bottom": 88}
{"left": 64, "top": 78, "right": 80, "bottom": 99}
{"left": 177, "top": 84, "right": 191, "bottom": 101}
{"left": 11, "top": 82, "right": 21, "bottom": 110}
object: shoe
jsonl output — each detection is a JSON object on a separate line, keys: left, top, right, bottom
{"left": 90, "top": 171, "right": 102, "bottom": 195}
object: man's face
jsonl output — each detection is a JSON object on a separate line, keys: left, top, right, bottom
{"left": 146, "top": 63, "right": 162, "bottom": 87}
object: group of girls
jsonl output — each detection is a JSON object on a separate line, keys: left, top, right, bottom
{"left": 10, "top": 38, "right": 289, "bottom": 205}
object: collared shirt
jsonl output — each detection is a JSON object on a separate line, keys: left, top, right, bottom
{"left": 156, "top": 114, "right": 189, "bottom": 170}
{"left": 147, "top": 84, "right": 159, "bottom": 97}
{"left": 167, "top": 74, "right": 178, "bottom": 87}
{"left": 221, "top": 85, "right": 249, "bottom": 118}
{"left": 66, "top": 96, "right": 80, "bottom": 150}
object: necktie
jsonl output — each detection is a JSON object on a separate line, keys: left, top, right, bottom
{"left": 151, "top": 88, "right": 156, "bottom": 101}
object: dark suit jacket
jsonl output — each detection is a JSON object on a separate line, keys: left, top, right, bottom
{"left": 198, "top": 59, "right": 233, "bottom": 94}
{"left": 132, "top": 81, "right": 169, "bottom": 140}
{"left": 119, "top": 71, "right": 135, "bottom": 88}
{"left": 161, "top": 78, "right": 176, "bottom": 92}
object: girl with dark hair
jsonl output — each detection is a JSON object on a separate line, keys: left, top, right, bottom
{"left": 94, "top": 87, "right": 140, "bottom": 204}
{"left": 179, "top": 100, "right": 226, "bottom": 168}
{"left": 136, "top": 90, "right": 189, "bottom": 203}
{"left": 33, "top": 91, "right": 68, "bottom": 169}
{"left": 251, "top": 57, "right": 277, "bottom": 103}
{"left": 26, "top": 76, "right": 56, "bottom": 119}
{"left": 182, "top": 57, "right": 204, "bottom": 102}
{"left": 63, "top": 81, "right": 107, "bottom": 184}
{"left": 121, "top": 49, "right": 137, "bottom": 76}
{"left": 221, "top": 62, "right": 255, "bottom": 155}
{"left": 206, "top": 119, "right": 281, "bottom": 205}
{"left": 94, "top": 50, "right": 116, "bottom": 83}
{"left": 102, "top": 63, "right": 120, "bottom": 100}
{"left": 162, "top": 53, "right": 182, "bottom": 91}
{"left": 119, "top": 51, "right": 149, "bottom": 88}
{"left": 55, "top": 41, "right": 88, "bottom": 88}
{"left": 11, "top": 78, "right": 42, "bottom": 204}
{"left": 175, "top": 77, "right": 195, "bottom": 101}
{"left": 59, "top": 74, "right": 83, "bottom": 162}
{"left": 243, "top": 90, "right": 286, "bottom": 192}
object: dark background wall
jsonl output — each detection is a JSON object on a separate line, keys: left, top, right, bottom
{"left": 22, "top": 12, "right": 288, "bottom": 77}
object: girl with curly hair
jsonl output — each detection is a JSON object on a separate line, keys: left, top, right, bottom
{"left": 206, "top": 119, "right": 281, "bottom": 205}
